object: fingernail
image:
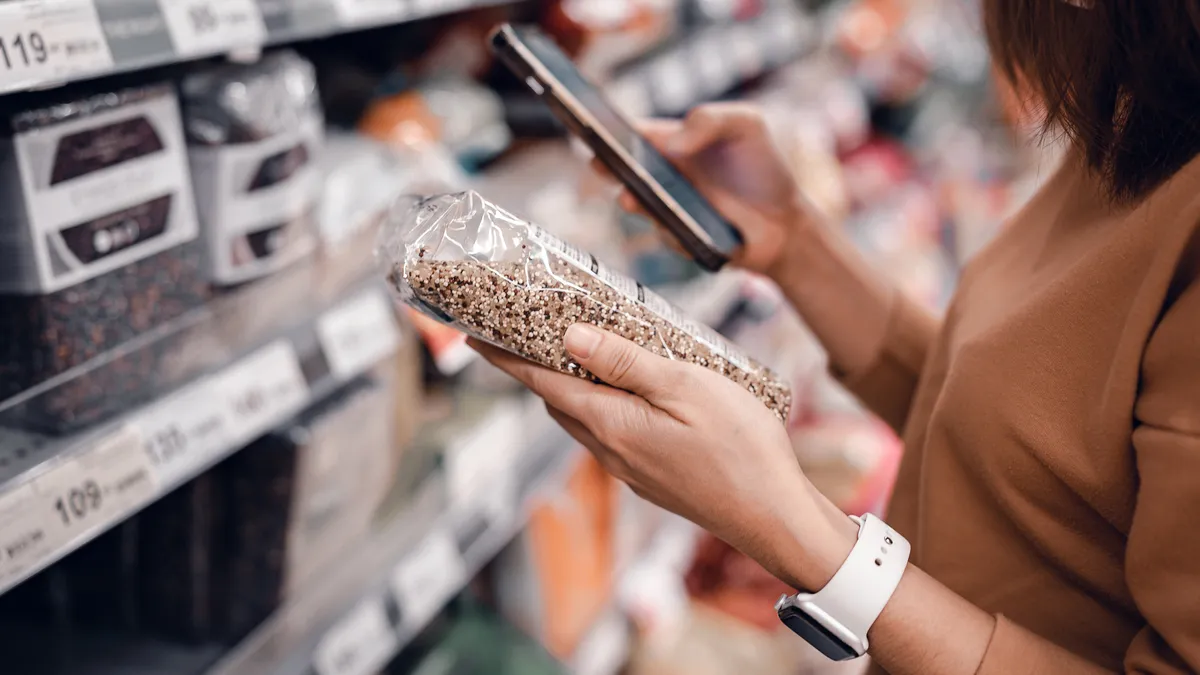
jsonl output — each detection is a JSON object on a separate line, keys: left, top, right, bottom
{"left": 564, "top": 324, "right": 603, "bottom": 359}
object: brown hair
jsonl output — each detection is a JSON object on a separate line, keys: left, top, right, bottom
{"left": 984, "top": 0, "right": 1200, "bottom": 202}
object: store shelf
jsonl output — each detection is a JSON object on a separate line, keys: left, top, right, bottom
{"left": 206, "top": 399, "right": 577, "bottom": 675}
{"left": 203, "top": 272, "right": 748, "bottom": 675}
{"left": 0, "top": 277, "right": 403, "bottom": 597}
{"left": 0, "top": 0, "right": 514, "bottom": 96}
{"left": 605, "top": 5, "right": 818, "bottom": 117}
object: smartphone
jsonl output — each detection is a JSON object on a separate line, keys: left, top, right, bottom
{"left": 490, "top": 23, "right": 743, "bottom": 271}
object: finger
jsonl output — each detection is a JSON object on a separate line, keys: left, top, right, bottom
{"left": 545, "top": 404, "right": 610, "bottom": 462}
{"left": 672, "top": 103, "right": 764, "bottom": 157}
{"left": 470, "top": 340, "right": 596, "bottom": 407}
{"left": 562, "top": 324, "right": 683, "bottom": 400}
{"left": 635, "top": 118, "right": 683, "bottom": 153}
{"left": 470, "top": 338, "right": 650, "bottom": 428}
{"left": 588, "top": 156, "right": 619, "bottom": 185}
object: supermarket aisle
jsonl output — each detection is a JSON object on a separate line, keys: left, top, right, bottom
{"left": 0, "top": 0, "right": 1034, "bottom": 673}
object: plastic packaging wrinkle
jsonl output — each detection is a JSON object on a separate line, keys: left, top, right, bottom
{"left": 378, "top": 191, "right": 791, "bottom": 422}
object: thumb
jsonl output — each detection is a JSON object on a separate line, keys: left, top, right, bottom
{"left": 669, "top": 104, "right": 759, "bottom": 157}
{"left": 564, "top": 324, "right": 671, "bottom": 398}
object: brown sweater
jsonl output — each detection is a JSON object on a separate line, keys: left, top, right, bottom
{"left": 852, "top": 151, "right": 1200, "bottom": 674}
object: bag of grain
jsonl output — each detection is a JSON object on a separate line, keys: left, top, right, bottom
{"left": 378, "top": 190, "right": 790, "bottom": 422}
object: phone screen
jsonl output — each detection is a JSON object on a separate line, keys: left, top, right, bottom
{"left": 514, "top": 28, "right": 743, "bottom": 259}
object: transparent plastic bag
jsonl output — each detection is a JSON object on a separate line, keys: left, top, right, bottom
{"left": 378, "top": 191, "right": 791, "bottom": 422}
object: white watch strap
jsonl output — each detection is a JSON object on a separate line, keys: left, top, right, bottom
{"left": 810, "top": 513, "right": 910, "bottom": 643}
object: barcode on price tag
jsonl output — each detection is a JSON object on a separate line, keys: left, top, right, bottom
{"left": 158, "top": 0, "right": 266, "bottom": 57}
{"left": 389, "top": 527, "right": 466, "bottom": 630}
{"left": 313, "top": 597, "right": 398, "bottom": 675}
{"left": 135, "top": 377, "right": 233, "bottom": 487}
{"left": 0, "top": 426, "right": 155, "bottom": 592}
{"left": 212, "top": 340, "right": 309, "bottom": 445}
{"left": 316, "top": 289, "right": 401, "bottom": 380}
{"left": 329, "top": 0, "right": 408, "bottom": 26}
{"left": 0, "top": 0, "right": 113, "bottom": 93}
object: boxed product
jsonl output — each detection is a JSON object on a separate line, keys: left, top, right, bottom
{"left": 379, "top": 190, "right": 791, "bottom": 423}
{"left": 0, "top": 82, "right": 208, "bottom": 422}
{"left": 217, "top": 375, "right": 397, "bottom": 638}
{"left": 180, "top": 50, "right": 322, "bottom": 286}
{"left": 137, "top": 473, "right": 225, "bottom": 644}
{"left": 492, "top": 453, "right": 618, "bottom": 659}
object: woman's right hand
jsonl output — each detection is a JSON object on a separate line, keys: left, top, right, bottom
{"left": 604, "top": 102, "right": 903, "bottom": 378}
{"left": 605, "top": 103, "right": 821, "bottom": 279}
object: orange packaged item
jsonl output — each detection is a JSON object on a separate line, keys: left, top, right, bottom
{"left": 492, "top": 452, "right": 618, "bottom": 658}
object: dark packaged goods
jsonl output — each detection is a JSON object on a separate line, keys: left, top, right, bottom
{"left": 0, "top": 83, "right": 208, "bottom": 431}
{"left": 218, "top": 376, "right": 397, "bottom": 639}
{"left": 181, "top": 50, "right": 323, "bottom": 286}
{"left": 137, "top": 473, "right": 225, "bottom": 644}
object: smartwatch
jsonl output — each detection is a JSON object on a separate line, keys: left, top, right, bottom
{"left": 775, "top": 514, "right": 910, "bottom": 661}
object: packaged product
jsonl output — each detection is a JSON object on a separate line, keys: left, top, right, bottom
{"left": 379, "top": 191, "right": 791, "bottom": 422}
{"left": 0, "top": 82, "right": 208, "bottom": 430}
{"left": 492, "top": 453, "right": 617, "bottom": 659}
{"left": 217, "top": 375, "right": 397, "bottom": 638}
{"left": 137, "top": 473, "right": 225, "bottom": 643}
{"left": 180, "top": 50, "right": 322, "bottom": 286}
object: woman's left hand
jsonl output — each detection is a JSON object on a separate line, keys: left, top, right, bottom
{"left": 471, "top": 323, "right": 857, "bottom": 593}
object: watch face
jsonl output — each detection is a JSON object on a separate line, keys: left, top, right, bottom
{"left": 779, "top": 606, "right": 860, "bottom": 662}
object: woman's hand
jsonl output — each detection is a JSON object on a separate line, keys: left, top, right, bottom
{"left": 607, "top": 103, "right": 818, "bottom": 279}
{"left": 470, "top": 324, "right": 858, "bottom": 592}
{"left": 601, "top": 103, "right": 902, "bottom": 376}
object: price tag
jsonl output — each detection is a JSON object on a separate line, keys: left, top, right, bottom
{"left": 652, "top": 55, "right": 694, "bottom": 114}
{"left": 329, "top": 0, "right": 407, "bottom": 26}
{"left": 692, "top": 34, "right": 733, "bottom": 97}
{"left": 136, "top": 377, "right": 233, "bottom": 487}
{"left": 313, "top": 597, "right": 398, "bottom": 675}
{"left": 389, "top": 528, "right": 466, "bottom": 630}
{"left": 574, "top": 611, "right": 631, "bottom": 675}
{"left": 444, "top": 400, "right": 525, "bottom": 509}
{"left": 316, "top": 290, "right": 401, "bottom": 380}
{"left": 728, "top": 23, "right": 764, "bottom": 78}
{"left": 0, "top": 426, "right": 155, "bottom": 591}
{"left": 408, "top": 0, "right": 470, "bottom": 17}
{"left": 158, "top": 0, "right": 266, "bottom": 57}
{"left": 0, "top": 0, "right": 113, "bottom": 93}
{"left": 212, "top": 341, "right": 309, "bottom": 445}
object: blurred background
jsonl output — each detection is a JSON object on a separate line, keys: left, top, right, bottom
{"left": 0, "top": 0, "right": 1061, "bottom": 673}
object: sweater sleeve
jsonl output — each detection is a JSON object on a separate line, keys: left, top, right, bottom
{"left": 975, "top": 271, "right": 1200, "bottom": 675}
{"left": 834, "top": 288, "right": 940, "bottom": 435}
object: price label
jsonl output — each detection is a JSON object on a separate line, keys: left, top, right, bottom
{"left": 444, "top": 400, "right": 525, "bottom": 509}
{"left": 692, "top": 34, "right": 733, "bottom": 97}
{"left": 212, "top": 341, "right": 309, "bottom": 445}
{"left": 574, "top": 611, "right": 631, "bottom": 675}
{"left": 159, "top": 0, "right": 266, "bottom": 57}
{"left": 728, "top": 24, "right": 764, "bottom": 78}
{"left": 0, "top": 426, "right": 155, "bottom": 591}
{"left": 408, "top": 0, "right": 470, "bottom": 17}
{"left": 136, "top": 377, "right": 233, "bottom": 487}
{"left": 0, "top": 0, "right": 113, "bottom": 93}
{"left": 313, "top": 597, "right": 398, "bottom": 675}
{"left": 316, "top": 290, "right": 401, "bottom": 380}
{"left": 652, "top": 55, "right": 694, "bottom": 114}
{"left": 329, "top": 0, "right": 407, "bottom": 26}
{"left": 389, "top": 528, "right": 466, "bottom": 630}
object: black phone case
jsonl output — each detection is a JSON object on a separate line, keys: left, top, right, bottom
{"left": 489, "top": 24, "right": 737, "bottom": 271}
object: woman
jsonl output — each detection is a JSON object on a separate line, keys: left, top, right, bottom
{"left": 473, "top": 1, "right": 1200, "bottom": 672}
